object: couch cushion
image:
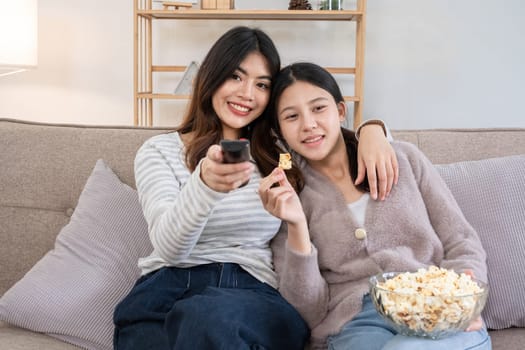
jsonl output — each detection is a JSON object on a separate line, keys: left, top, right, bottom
{"left": 0, "top": 207, "right": 69, "bottom": 296}
{"left": 0, "top": 160, "right": 152, "bottom": 350}
{"left": 435, "top": 154, "right": 525, "bottom": 330}
{"left": 0, "top": 321, "right": 80, "bottom": 350}
{"left": 489, "top": 327, "right": 525, "bottom": 350}
{"left": 394, "top": 129, "right": 525, "bottom": 164}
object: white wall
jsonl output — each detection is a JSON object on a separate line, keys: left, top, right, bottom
{"left": 0, "top": 0, "right": 133, "bottom": 125}
{"left": 0, "top": 0, "right": 523, "bottom": 128}
{"left": 365, "top": 0, "right": 525, "bottom": 129}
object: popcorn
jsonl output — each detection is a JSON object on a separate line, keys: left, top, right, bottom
{"left": 374, "top": 266, "right": 485, "bottom": 335}
{"left": 279, "top": 153, "right": 292, "bottom": 170}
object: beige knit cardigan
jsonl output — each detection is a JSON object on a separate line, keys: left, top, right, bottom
{"left": 271, "top": 141, "right": 487, "bottom": 349}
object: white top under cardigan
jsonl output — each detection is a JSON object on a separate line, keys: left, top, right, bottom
{"left": 134, "top": 132, "right": 281, "bottom": 288}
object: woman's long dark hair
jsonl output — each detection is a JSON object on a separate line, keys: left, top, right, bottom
{"left": 253, "top": 62, "right": 369, "bottom": 194}
{"left": 176, "top": 26, "right": 280, "bottom": 171}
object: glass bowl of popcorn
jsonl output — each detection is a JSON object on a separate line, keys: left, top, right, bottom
{"left": 369, "top": 266, "right": 489, "bottom": 339}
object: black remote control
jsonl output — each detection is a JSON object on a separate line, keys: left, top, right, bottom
{"left": 220, "top": 139, "right": 250, "bottom": 164}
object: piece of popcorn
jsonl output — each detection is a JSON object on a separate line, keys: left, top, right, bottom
{"left": 279, "top": 153, "right": 292, "bottom": 170}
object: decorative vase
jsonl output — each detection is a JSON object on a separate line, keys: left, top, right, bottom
{"left": 319, "top": 0, "right": 343, "bottom": 10}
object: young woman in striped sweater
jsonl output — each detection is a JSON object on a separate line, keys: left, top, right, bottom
{"left": 113, "top": 27, "right": 397, "bottom": 350}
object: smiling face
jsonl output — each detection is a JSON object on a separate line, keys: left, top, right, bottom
{"left": 277, "top": 80, "right": 347, "bottom": 163}
{"left": 212, "top": 51, "right": 272, "bottom": 140}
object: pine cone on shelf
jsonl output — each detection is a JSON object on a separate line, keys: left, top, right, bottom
{"left": 288, "top": 0, "right": 313, "bottom": 10}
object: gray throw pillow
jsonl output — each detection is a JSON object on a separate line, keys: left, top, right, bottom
{"left": 435, "top": 154, "right": 525, "bottom": 330}
{"left": 0, "top": 159, "right": 152, "bottom": 350}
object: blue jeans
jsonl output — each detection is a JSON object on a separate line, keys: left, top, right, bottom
{"left": 113, "top": 263, "right": 309, "bottom": 350}
{"left": 327, "top": 294, "right": 491, "bottom": 350}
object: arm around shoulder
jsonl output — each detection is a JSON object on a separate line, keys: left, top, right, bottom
{"left": 355, "top": 119, "right": 393, "bottom": 142}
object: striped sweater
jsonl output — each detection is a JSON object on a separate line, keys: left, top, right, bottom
{"left": 134, "top": 132, "right": 281, "bottom": 287}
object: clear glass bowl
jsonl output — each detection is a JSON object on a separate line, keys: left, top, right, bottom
{"left": 369, "top": 271, "right": 489, "bottom": 339}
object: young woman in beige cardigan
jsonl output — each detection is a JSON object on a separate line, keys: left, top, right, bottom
{"left": 257, "top": 62, "right": 490, "bottom": 350}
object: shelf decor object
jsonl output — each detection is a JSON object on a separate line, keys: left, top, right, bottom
{"left": 162, "top": 2, "right": 193, "bottom": 10}
{"left": 134, "top": 0, "right": 367, "bottom": 128}
{"left": 0, "top": 0, "right": 38, "bottom": 77}
{"left": 201, "top": 0, "right": 234, "bottom": 10}
{"left": 320, "top": 0, "right": 344, "bottom": 10}
{"left": 288, "top": 0, "right": 313, "bottom": 10}
{"left": 174, "top": 61, "right": 199, "bottom": 94}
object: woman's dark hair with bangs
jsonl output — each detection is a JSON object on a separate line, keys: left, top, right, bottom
{"left": 253, "top": 62, "right": 369, "bottom": 193}
{"left": 177, "top": 26, "right": 281, "bottom": 171}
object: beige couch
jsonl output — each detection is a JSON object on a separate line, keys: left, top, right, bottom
{"left": 1, "top": 118, "right": 524, "bottom": 349}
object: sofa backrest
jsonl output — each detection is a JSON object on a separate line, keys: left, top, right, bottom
{"left": 393, "top": 128, "right": 525, "bottom": 164}
{"left": 1, "top": 118, "right": 524, "bottom": 295}
{"left": 0, "top": 119, "right": 170, "bottom": 295}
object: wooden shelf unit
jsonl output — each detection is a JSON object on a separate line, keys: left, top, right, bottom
{"left": 134, "top": 1, "right": 367, "bottom": 128}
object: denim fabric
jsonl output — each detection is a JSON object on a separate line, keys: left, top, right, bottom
{"left": 113, "top": 263, "right": 309, "bottom": 350}
{"left": 327, "top": 294, "right": 491, "bottom": 350}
